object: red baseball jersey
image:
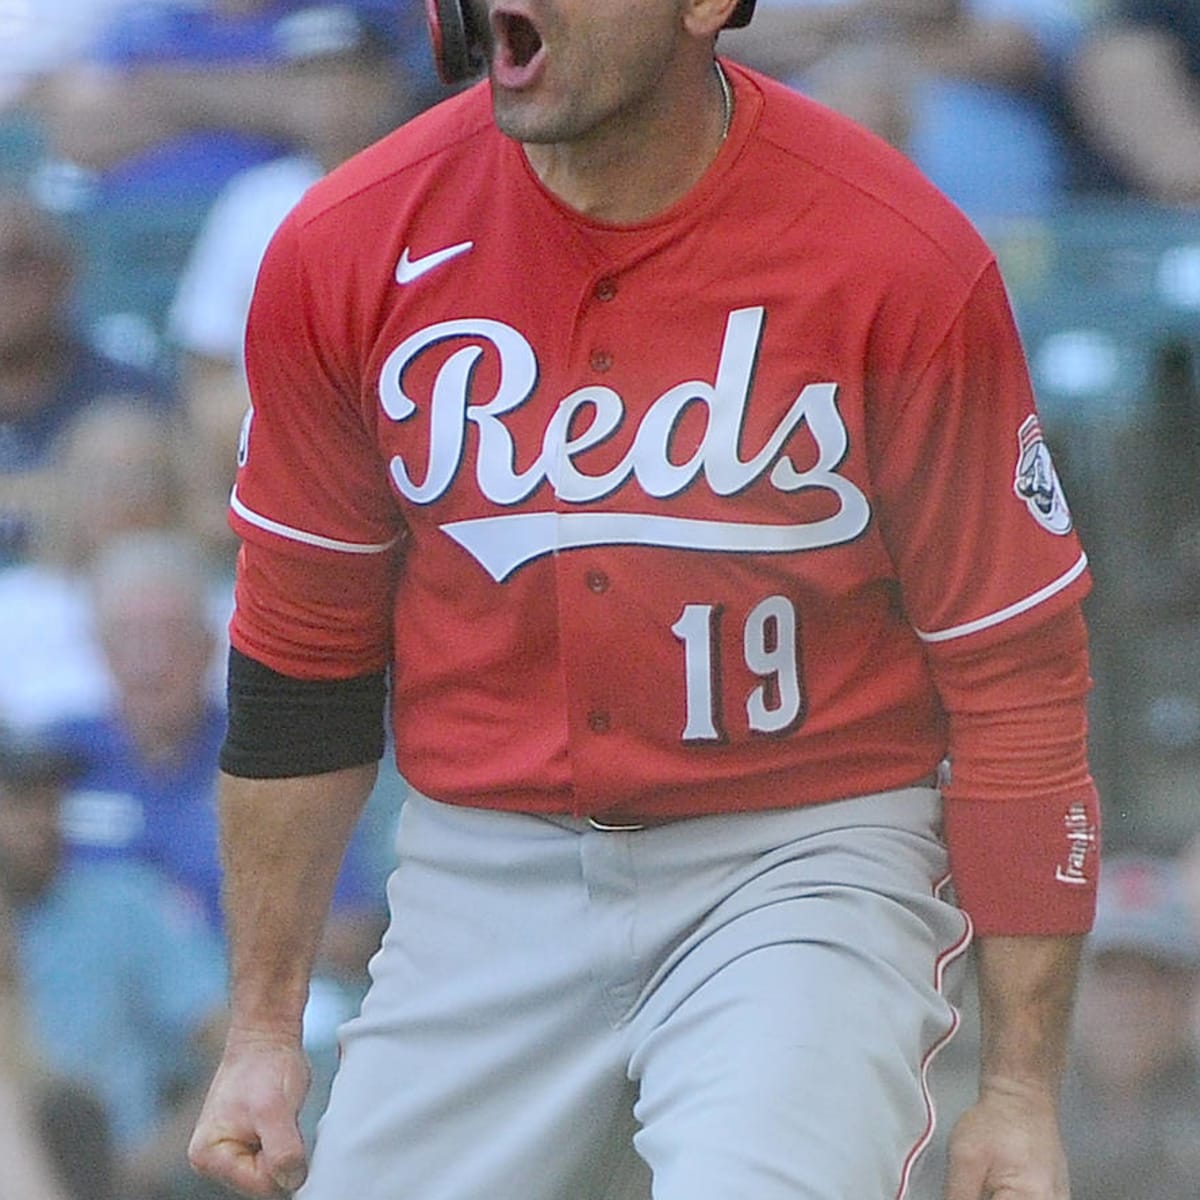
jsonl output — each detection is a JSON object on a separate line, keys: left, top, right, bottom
{"left": 229, "top": 62, "right": 1098, "bottom": 933}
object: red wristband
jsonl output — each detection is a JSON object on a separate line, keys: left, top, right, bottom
{"left": 944, "top": 786, "right": 1100, "bottom": 935}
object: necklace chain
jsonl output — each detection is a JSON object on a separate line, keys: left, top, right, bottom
{"left": 715, "top": 60, "right": 733, "bottom": 143}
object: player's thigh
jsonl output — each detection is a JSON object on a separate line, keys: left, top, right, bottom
{"left": 298, "top": 795, "right": 639, "bottom": 1200}
{"left": 627, "top": 813, "right": 968, "bottom": 1200}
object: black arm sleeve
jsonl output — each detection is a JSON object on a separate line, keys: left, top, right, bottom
{"left": 220, "top": 646, "right": 388, "bottom": 779}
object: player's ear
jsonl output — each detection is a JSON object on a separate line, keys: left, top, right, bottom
{"left": 681, "top": 0, "right": 741, "bottom": 38}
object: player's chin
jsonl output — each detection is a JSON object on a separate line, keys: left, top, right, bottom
{"left": 490, "top": 92, "right": 565, "bottom": 144}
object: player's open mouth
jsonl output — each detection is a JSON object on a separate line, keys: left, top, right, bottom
{"left": 491, "top": 8, "right": 545, "bottom": 81}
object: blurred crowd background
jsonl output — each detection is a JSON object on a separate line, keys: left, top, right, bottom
{"left": 0, "top": 1, "right": 1197, "bottom": 1197}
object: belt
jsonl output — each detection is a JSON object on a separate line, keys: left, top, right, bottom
{"left": 583, "top": 771, "right": 940, "bottom": 833}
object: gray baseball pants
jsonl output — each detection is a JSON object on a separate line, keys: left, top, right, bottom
{"left": 298, "top": 783, "right": 971, "bottom": 1200}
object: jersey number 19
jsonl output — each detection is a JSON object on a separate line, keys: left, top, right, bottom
{"left": 671, "top": 595, "right": 806, "bottom": 742}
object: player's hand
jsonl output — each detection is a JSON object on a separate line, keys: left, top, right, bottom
{"left": 943, "top": 1077, "right": 1070, "bottom": 1200}
{"left": 188, "top": 1030, "right": 312, "bottom": 1198}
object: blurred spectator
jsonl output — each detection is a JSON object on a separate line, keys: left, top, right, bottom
{"left": 1068, "top": 0, "right": 1200, "bottom": 205}
{"left": 723, "top": 0, "right": 1091, "bottom": 219}
{"left": 0, "top": 395, "right": 229, "bottom": 734}
{"left": 32, "top": 0, "right": 435, "bottom": 213}
{"left": 0, "top": 882, "right": 78, "bottom": 1200}
{"left": 0, "top": 189, "right": 174, "bottom": 565}
{"left": 719, "top": 0, "right": 950, "bottom": 92}
{"left": 170, "top": 2, "right": 416, "bottom": 369}
{"left": 0, "top": 726, "right": 227, "bottom": 1200}
{"left": 168, "top": 2, "right": 421, "bottom": 565}
{"left": 1061, "top": 852, "right": 1200, "bottom": 1199}
{"left": 53, "top": 529, "right": 383, "bottom": 941}
{"left": 47, "top": 529, "right": 391, "bottom": 1146}
{"left": 32, "top": 394, "right": 191, "bottom": 570}
{"left": 0, "top": 0, "right": 163, "bottom": 114}
{"left": 49, "top": 531, "right": 228, "bottom": 929}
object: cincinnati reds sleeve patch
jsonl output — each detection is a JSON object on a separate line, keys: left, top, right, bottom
{"left": 1013, "top": 414, "right": 1072, "bottom": 535}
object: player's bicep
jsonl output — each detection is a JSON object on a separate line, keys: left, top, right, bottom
{"left": 872, "top": 262, "right": 1090, "bottom": 646}
{"left": 928, "top": 603, "right": 1093, "bottom": 798}
{"left": 231, "top": 539, "right": 397, "bottom": 680}
{"left": 233, "top": 213, "right": 403, "bottom": 565}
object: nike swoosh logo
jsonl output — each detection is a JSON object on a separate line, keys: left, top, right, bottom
{"left": 395, "top": 240, "right": 474, "bottom": 284}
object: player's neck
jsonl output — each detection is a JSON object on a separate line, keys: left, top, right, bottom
{"left": 522, "top": 60, "right": 732, "bottom": 225}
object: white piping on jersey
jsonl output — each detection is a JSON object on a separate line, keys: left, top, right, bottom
{"left": 914, "top": 551, "right": 1088, "bottom": 644}
{"left": 229, "top": 486, "right": 397, "bottom": 555}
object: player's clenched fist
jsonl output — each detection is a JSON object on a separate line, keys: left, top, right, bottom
{"left": 944, "top": 1082, "right": 1071, "bottom": 1200}
{"left": 189, "top": 1033, "right": 312, "bottom": 1198}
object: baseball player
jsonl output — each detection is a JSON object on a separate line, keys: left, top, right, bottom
{"left": 188, "top": 1, "right": 1099, "bottom": 1198}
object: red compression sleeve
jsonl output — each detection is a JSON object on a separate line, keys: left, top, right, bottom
{"left": 930, "top": 605, "right": 1100, "bottom": 935}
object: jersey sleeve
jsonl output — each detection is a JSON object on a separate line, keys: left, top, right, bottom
{"left": 872, "top": 260, "right": 1099, "bottom": 934}
{"left": 872, "top": 260, "right": 1090, "bottom": 648}
{"left": 227, "top": 210, "right": 403, "bottom": 680}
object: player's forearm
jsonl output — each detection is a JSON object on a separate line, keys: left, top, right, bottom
{"left": 973, "top": 933, "right": 1083, "bottom": 1098}
{"left": 219, "top": 764, "right": 377, "bottom": 1040}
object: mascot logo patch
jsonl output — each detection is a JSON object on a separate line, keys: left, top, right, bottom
{"left": 1014, "top": 415, "right": 1072, "bottom": 535}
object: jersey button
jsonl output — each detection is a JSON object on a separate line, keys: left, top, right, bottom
{"left": 587, "top": 710, "right": 612, "bottom": 733}
{"left": 594, "top": 278, "right": 617, "bottom": 302}
{"left": 590, "top": 349, "right": 613, "bottom": 373}
{"left": 585, "top": 569, "right": 609, "bottom": 594}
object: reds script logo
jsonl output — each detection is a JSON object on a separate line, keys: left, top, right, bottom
{"left": 378, "top": 306, "right": 871, "bottom": 581}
